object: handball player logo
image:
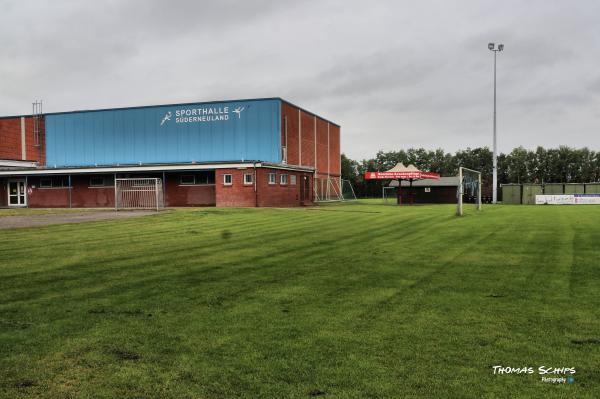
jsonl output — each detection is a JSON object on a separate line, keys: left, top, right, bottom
{"left": 233, "top": 106, "right": 245, "bottom": 119}
{"left": 160, "top": 111, "right": 172, "bottom": 126}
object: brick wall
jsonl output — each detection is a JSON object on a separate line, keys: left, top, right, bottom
{"left": 281, "top": 102, "right": 340, "bottom": 179}
{"left": 3, "top": 167, "right": 312, "bottom": 208}
{"left": 215, "top": 167, "right": 313, "bottom": 207}
{"left": 164, "top": 172, "right": 215, "bottom": 206}
{"left": 0, "top": 116, "right": 45, "bottom": 164}
{"left": 26, "top": 175, "right": 114, "bottom": 208}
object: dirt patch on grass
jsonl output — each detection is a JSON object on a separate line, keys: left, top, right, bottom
{"left": 0, "top": 210, "right": 156, "bottom": 229}
{"left": 88, "top": 308, "right": 151, "bottom": 317}
{"left": 110, "top": 348, "right": 141, "bottom": 360}
{"left": 14, "top": 379, "right": 36, "bottom": 388}
{"left": 571, "top": 338, "right": 600, "bottom": 345}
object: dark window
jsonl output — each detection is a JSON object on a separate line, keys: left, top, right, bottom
{"left": 223, "top": 174, "right": 232, "bottom": 185}
{"left": 197, "top": 171, "right": 215, "bottom": 184}
{"left": 180, "top": 175, "right": 195, "bottom": 185}
{"left": 55, "top": 177, "right": 70, "bottom": 188}
{"left": 90, "top": 177, "right": 105, "bottom": 187}
{"left": 40, "top": 178, "right": 52, "bottom": 188}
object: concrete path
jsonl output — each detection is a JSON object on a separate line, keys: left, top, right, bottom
{"left": 0, "top": 211, "right": 156, "bottom": 229}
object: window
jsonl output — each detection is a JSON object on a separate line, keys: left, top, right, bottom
{"left": 244, "top": 173, "right": 253, "bottom": 185}
{"left": 290, "top": 175, "right": 297, "bottom": 185}
{"left": 280, "top": 174, "right": 288, "bottom": 185}
{"left": 180, "top": 175, "right": 195, "bottom": 185}
{"left": 197, "top": 171, "right": 215, "bottom": 184}
{"left": 223, "top": 174, "right": 232, "bottom": 185}
{"left": 90, "top": 177, "right": 105, "bottom": 187}
{"left": 40, "top": 177, "right": 69, "bottom": 188}
{"left": 268, "top": 173, "right": 276, "bottom": 185}
{"left": 179, "top": 172, "right": 215, "bottom": 185}
{"left": 53, "top": 177, "right": 69, "bottom": 188}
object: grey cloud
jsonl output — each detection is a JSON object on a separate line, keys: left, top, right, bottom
{"left": 1, "top": 0, "right": 599, "bottom": 159}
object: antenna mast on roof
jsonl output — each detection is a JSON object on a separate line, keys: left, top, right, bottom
{"left": 32, "top": 100, "right": 43, "bottom": 147}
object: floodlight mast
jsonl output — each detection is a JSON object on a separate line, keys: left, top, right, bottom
{"left": 488, "top": 42, "right": 503, "bottom": 204}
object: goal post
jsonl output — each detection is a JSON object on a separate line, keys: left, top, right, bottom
{"left": 457, "top": 167, "right": 482, "bottom": 216}
{"left": 115, "top": 178, "right": 164, "bottom": 211}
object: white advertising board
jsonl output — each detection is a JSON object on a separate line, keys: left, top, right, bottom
{"left": 536, "top": 194, "right": 600, "bottom": 205}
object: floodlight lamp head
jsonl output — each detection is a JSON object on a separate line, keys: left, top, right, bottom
{"left": 498, "top": 44, "right": 504, "bottom": 51}
{"left": 488, "top": 42, "right": 495, "bottom": 50}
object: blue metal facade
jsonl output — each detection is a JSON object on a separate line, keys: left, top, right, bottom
{"left": 45, "top": 99, "right": 281, "bottom": 167}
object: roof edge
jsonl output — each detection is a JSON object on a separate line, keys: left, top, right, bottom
{"left": 0, "top": 97, "right": 340, "bottom": 126}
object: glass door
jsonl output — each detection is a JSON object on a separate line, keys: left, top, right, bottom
{"left": 8, "top": 180, "right": 27, "bottom": 207}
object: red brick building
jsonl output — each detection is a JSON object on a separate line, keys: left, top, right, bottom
{"left": 0, "top": 98, "right": 340, "bottom": 208}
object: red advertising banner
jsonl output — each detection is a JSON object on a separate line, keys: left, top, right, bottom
{"left": 364, "top": 171, "right": 441, "bottom": 180}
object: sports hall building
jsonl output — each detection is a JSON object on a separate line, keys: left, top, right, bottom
{"left": 0, "top": 98, "right": 341, "bottom": 208}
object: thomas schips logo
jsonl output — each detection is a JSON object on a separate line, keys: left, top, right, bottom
{"left": 492, "top": 365, "right": 576, "bottom": 384}
{"left": 160, "top": 111, "right": 172, "bottom": 126}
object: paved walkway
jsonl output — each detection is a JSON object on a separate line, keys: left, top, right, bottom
{"left": 0, "top": 211, "right": 156, "bottom": 229}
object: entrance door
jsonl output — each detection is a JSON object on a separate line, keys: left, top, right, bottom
{"left": 8, "top": 180, "right": 27, "bottom": 207}
{"left": 300, "top": 176, "right": 311, "bottom": 203}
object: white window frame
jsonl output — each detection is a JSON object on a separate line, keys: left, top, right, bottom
{"left": 223, "top": 174, "right": 233, "bottom": 186}
{"left": 244, "top": 173, "right": 253, "bottom": 185}
{"left": 290, "top": 175, "right": 297, "bottom": 185}
{"left": 268, "top": 173, "right": 276, "bottom": 185}
{"left": 280, "top": 174, "right": 288, "bottom": 185}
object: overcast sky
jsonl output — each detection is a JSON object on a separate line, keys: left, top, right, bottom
{"left": 1, "top": 0, "right": 599, "bottom": 159}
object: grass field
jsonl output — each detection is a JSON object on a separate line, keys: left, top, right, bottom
{"left": 1, "top": 201, "right": 599, "bottom": 398}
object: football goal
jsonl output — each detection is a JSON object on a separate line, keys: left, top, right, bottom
{"left": 341, "top": 179, "right": 358, "bottom": 201}
{"left": 383, "top": 186, "right": 397, "bottom": 204}
{"left": 314, "top": 177, "right": 357, "bottom": 202}
{"left": 456, "top": 167, "right": 482, "bottom": 216}
{"left": 115, "top": 178, "right": 164, "bottom": 211}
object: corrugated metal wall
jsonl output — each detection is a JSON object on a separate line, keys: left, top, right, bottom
{"left": 501, "top": 184, "right": 521, "bottom": 204}
{"left": 45, "top": 99, "right": 281, "bottom": 167}
{"left": 585, "top": 183, "right": 600, "bottom": 193}
{"left": 544, "top": 183, "right": 564, "bottom": 194}
{"left": 564, "top": 184, "right": 585, "bottom": 194}
{"left": 522, "top": 184, "right": 543, "bottom": 205}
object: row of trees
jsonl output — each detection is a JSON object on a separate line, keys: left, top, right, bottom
{"left": 341, "top": 146, "right": 600, "bottom": 198}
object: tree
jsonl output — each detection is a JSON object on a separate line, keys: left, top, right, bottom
{"left": 345, "top": 146, "right": 598, "bottom": 197}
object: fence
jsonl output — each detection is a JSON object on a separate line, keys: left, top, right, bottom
{"left": 500, "top": 183, "right": 600, "bottom": 204}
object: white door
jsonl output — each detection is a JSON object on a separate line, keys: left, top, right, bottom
{"left": 7, "top": 180, "right": 27, "bottom": 207}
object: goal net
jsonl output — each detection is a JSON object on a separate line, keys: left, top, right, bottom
{"left": 314, "top": 177, "right": 357, "bottom": 202}
{"left": 341, "top": 179, "right": 358, "bottom": 201}
{"left": 115, "top": 178, "right": 164, "bottom": 211}
{"left": 456, "top": 167, "right": 482, "bottom": 216}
